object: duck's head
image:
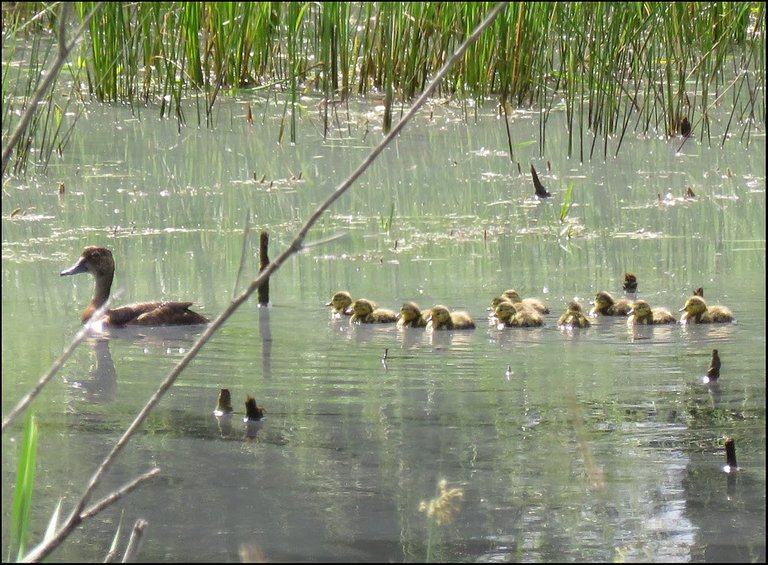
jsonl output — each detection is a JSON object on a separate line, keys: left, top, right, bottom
{"left": 680, "top": 296, "right": 707, "bottom": 315}
{"left": 567, "top": 301, "right": 585, "bottom": 313}
{"left": 488, "top": 296, "right": 512, "bottom": 311}
{"left": 501, "top": 289, "right": 522, "bottom": 303}
{"left": 427, "top": 305, "right": 451, "bottom": 326}
{"left": 350, "top": 298, "right": 375, "bottom": 317}
{"left": 628, "top": 300, "right": 652, "bottom": 318}
{"left": 592, "top": 291, "right": 615, "bottom": 308}
{"left": 494, "top": 300, "right": 517, "bottom": 322}
{"left": 326, "top": 291, "right": 353, "bottom": 311}
{"left": 60, "top": 246, "right": 115, "bottom": 279}
{"left": 400, "top": 301, "right": 422, "bottom": 323}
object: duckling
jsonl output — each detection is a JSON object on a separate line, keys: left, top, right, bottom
{"left": 501, "top": 289, "right": 550, "bottom": 314}
{"left": 60, "top": 246, "right": 209, "bottom": 327}
{"left": 426, "top": 305, "right": 476, "bottom": 330}
{"left": 349, "top": 298, "right": 398, "bottom": 324}
{"left": 558, "top": 301, "right": 591, "bottom": 328}
{"left": 590, "top": 291, "right": 633, "bottom": 317}
{"left": 679, "top": 296, "right": 734, "bottom": 324}
{"left": 495, "top": 301, "right": 544, "bottom": 328}
{"left": 487, "top": 296, "right": 513, "bottom": 319}
{"left": 626, "top": 300, "right": 676, "bottom": 325}
{"left": 397, "top": 301, "right": 430, "bottom": 328}
{"left": 325, "top": 290, "right": 354, "bottom": 317}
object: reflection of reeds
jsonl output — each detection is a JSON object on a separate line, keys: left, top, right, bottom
{"left": 418, "top": 479, "right": 464, "bottom": 526}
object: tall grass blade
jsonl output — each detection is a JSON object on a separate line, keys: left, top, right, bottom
{"left": 10, "top": 411, "right": 38, "bottom": 561}
{"left": 559, "top": 180, "right": 574, "bottom": 223}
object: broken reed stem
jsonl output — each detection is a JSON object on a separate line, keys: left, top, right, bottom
{"left": 257, "top": 231, "right": 270, "bottom": 305}
{"left": 20, "top": 4, "right": 510, "bottom": 562}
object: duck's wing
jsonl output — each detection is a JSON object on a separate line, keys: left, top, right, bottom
{"left": 110, "top": 301, "right": 208, "bottom": 326}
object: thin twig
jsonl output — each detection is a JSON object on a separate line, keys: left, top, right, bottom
{"left": 21, "top": 3, "right": 509, "bottom": 561}
{"left": 120, "top": 519, "right": 147, "bottom": 563}
{"left": 79, "top": 468, "right": 161, "bottom": 520}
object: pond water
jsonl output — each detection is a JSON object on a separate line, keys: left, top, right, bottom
{"left": 2, "top": 93, "right": 765, "bottom": 562}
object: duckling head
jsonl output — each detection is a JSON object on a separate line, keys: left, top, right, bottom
{"left": 501, "top": 289, "right": 523, "bottom": 303}
{"left": 680, "top": 295, "right": 707, "bottom": 316}
{"left": 427, "top": 305, "right": 452, "bottom": 327}
{"left": 351, "top": 298, "right": 375, "bottom": 317}
{"left": 494, "top": 301, "right": 517, "bottom": 323}
{"left": 628, "top": 300, "right": 651, "bottom": 316}
{"left": 400, "top": 301, "right": 422, "bottom": 323}
{"left": 326, "top": 291, "right": 353, "bottom": 311}
{"left": 592, "top": 291, "right": 615, "bottom": 309}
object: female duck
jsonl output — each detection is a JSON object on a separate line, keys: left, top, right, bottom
{"left": 626, "top": 300, "right": 676, "bottom": 325}
{"left": 679, "top": 296, "right": 734, "bottom": 324}
{"left": 397, "top": 302, "right": 430, "bottom": 329}
{"left": 426, "top": 305, "right": 476, "bottom": 330}
{"left": 501, "top": 289, "right": 550, "bottom": 314}
{"left": 494, "top": 301, "right": 544, "bottom": 328}
{"left": 325, "top": 290, "right": 354, "bottom": 317}
{"left": 558, "top": 301, "right": 591, "bottom": 328}
{"left": 61, "top": 246, "right": 209, "bottom": 327}
{"left": 349, "top": 299, "right": 398, "bottom": 324}
{"left": 590, "top": 291, "right": 633, "bottom": 317}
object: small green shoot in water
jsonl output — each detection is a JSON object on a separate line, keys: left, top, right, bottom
{"left": 381, "top": 203, "right": 395, "bottom": 233}
{"left": 559, "top": 180, "right": 574, "bottom": 223}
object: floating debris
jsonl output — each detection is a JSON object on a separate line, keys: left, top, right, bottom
{"left": 723, "top": 437, "right": 738, "bottom": 473}
{"left": 214, "top": 388, "right": 233, "bottom": 416}
{"left": 623, "top": 272, "right": 638, "bottom": 293}
{"left": 244, "top": 395, "right": 266, "bottom": 421}
{"left": 704, "top": 349, "right": 721, "bottom": 384}
{"left": 530, "top": 164, "right": 551, "bottom": 198}
{"left": 680, "top": 116, "right": 691, "bottom": 137}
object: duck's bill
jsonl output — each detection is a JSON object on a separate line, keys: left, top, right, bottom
{"left": 60, "top": 258, "right": 88, "bottom": 276}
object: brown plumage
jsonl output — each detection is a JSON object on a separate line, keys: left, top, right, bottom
{"left": 495, "top": 301, "right": 544, "bottom": 328}
{"left": 349, "top": 299, "right": 398, "bottom": 324}
{"left": 558, "top": 301, "right": 591, "bottom": 328}
{"left": 60, "top": 246, "right": 209, "bottom": 327}
{"left": 397, "top": 302, "right": 430, "bottom": 328}
{"left": 426, "top": 305, "right": 476, "bottom": 330}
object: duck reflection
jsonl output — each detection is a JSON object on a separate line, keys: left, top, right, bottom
{"left": 66, "top": 338, "right": 117, "bottom": 403}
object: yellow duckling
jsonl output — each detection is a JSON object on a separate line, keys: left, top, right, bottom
{"left": 558, "top": 301, "right": 591, "bottom": 328}
{"left": 501, "top": 289, "right": 550, "bottom": 314}
{"left": 626, "top": 300, "right": 676, "bottom": 325}
{"left": 426, "top": 305, "right": 476, "bottom": 330}
{"left": 590, "top": 291, "right": 633, "bottom": 316}
{"left": 325, "top": 290, "right": 354, "bottom": 317}
{"left": 397, "top": 301, "right": 431, "bottom": 328}
{"left": 679, "top": 296, "right": 734, "bottom": 324}
{"left": 495, "top": 301, "right": 544, "bottom": 328}
{"left": 349, "top": 298, "right": 398, "bottom": 324}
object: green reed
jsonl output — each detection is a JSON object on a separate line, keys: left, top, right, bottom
{"left": 2, "top": 2, "right": 764, "bottom": 170}
{"left": 9, "top": 412, "right": 38, "bottom": 561}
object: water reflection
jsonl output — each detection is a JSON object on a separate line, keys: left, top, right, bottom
{"left": 65, "top": 338, "right": 117, "bottom": 403}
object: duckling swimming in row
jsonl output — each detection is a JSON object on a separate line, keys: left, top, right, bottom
{"left": 494, "top": 301, "right": 545, "bottom": 328}
{"left": 397, "top": 301, "right": 431, "bottom": 328}
{"left": 60, "top": 246, "right": 209, "bottom": 327}
{"left": 426, "top": 305, "right": 476, "bottom": 330}
{"left": 590, "top": 291, "right": 633, "bottom": 317}
{"left": 501, "top": 289, "right": 550, "bottom": 314}
{"left": 679, "top": 296, "right": 734, "bottom": 324}
{"left": 626, "top": 300, "right": 676, "bottom": 325}
{"left": 349, "top": 299, "right": 398, "bottom": 324}
{"left": 558, "top": 301, "right": 591, "bottom": 328}
{"left": 326, "top": 290, "right": 354, "bottom": 317}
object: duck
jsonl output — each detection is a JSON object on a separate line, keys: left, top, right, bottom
{"left": 397, "top": 301, "right": 430, "bottom": 328}
{"left": 349, "top": 298, "right": 398, "bottom": 324}
{"left": 501, "top": 289, "right": 550, "bottom": 314}
{"left": 487, "top": 296, "right": 512, "bottom": 319}
{"left": 494, "top": 301, "right": 544, "bottom": 328}
{"left": 679, "top": 295, "right": 734, "bottom": 324}
{"left": 325, "top": 290, "right": 354, "bottom": 317}
{"left": 626, "top": 300, "right": 676, "bottom": 325}
{"left": 590, "top": 291, "right": 633, "bottom": 317}
{"left": 426, "top": 305, "right": 476, "bottom": 330}
{"left": 558, "top": 301, "right": 591, "bottom": 328}
{"left": 60, "top": 246, "right": 209, "bottom": 327}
